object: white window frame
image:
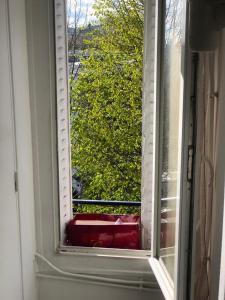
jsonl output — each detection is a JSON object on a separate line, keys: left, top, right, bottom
{"left": 149, "top": 0, "right": 192, "bottom": 299}
{"left": 55, "top": 0, "right": 156, "bottom": 253}
{"left": 27, "top": 0, "right": 161, "bottom": 289}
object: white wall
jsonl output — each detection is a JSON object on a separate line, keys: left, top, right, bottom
{"left": 38, "top": 277, "right": 162, "bottom": 300}
{"left": 0, "top": 1, "right": 23, "bottom": 299}
{"left": 0, "top": 0, "right": 37, "bottom": 300}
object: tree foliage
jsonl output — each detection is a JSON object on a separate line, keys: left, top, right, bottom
{"left": 70, "top": 0, "right": 144, "bottom": 212}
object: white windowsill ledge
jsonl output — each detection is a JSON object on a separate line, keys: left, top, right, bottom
{"left": 58, "top": 245, "right": 151, "bottom": 259}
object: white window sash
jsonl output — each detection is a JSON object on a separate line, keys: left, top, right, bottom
{"left": 149, "top": 0, "right": 191, "bottom": 299}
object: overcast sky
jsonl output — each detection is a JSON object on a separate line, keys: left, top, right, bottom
{"left": 67, "top": 0, "right": 97, "bottom": 27}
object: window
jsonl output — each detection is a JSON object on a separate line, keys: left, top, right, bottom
{"left": 54, "top": 0, "right": 191, "bottom": 260}
{"left": 55, "top": 0, "right": 152, "bottom": 251}
{"left": 53, "top": 0, "right": 191, "bottom": 294}
{"left": 149, "top": 0, "right": 192, "bottom": 299}
{"left": 27, "top": 0, "right": 225, "bottom": 297}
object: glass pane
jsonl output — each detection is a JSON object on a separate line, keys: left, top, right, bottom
{"left": 159, "top": 0, "right": 185, "bottom": 280}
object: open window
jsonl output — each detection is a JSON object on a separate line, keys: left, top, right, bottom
{"left": 54, "top": 0, "right": 192, "bottom": 294}
{"left": 149, "top": 0, "right": 192, "bottom": 299}
{"left": 55, "top": 0, "right": 154, "bottom": 252}
{"left": 26, "top": 0, "right": 225, "bottom": 296}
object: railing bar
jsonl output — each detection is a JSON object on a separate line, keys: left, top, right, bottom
{"left": 72, "top": 197, "right": 177, "bottom": 207}
{"left": 72, "top": 200, "right": 141, "bottom": 207}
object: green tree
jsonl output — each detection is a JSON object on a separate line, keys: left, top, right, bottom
{"left": 70, "top": 0, "right": 144, "bottom": 213}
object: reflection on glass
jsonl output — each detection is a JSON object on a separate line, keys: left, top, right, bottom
{"left": 159, "top": 0, "right": 184, "bottom": 280}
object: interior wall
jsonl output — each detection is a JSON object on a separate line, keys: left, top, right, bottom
{"left": 0, "top": 1, "right": 23, "bottom": 299}
{"left": 0, "top": 0, "right": 37, "bottom": 300}
{"left": 38, "top": 277, "right": 162, "bottom": 300}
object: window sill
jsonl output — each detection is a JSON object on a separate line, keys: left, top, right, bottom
{"left": 35, "top": 249, "right": 157, "bottom": 291}
{"left": 58, "top": 245, "right": 151, "bottom": 260}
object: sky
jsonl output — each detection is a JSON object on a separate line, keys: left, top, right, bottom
{"left": 67, "top": 0, "right": 97, "bottom": 27}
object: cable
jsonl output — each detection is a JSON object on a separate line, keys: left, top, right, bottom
{"left": 35, "top": 253, "right": 155, "bottom": 288}
{"left": 36, "top": 273, "right": 155, "bottom": 292}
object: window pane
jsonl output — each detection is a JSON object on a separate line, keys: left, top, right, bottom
{"left": 159, "top": 0, "right": 184, "bottom": 280}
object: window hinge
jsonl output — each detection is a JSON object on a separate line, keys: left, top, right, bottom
{"left": 187, "top": 145, "right": 194, "bottom": 183}
{"left": 14, "top": 171, "right": 18, "bottom": 192}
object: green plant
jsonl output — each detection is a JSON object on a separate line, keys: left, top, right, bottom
{"left": 70, "top": 0, "right": 144, "bottom": 214}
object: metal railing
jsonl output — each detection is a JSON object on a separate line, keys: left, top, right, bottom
{"left": 72, "top": 197, "right": 176, "bottom": 207}
{"left": 73, "top": 199, "right": 141, "bottom": 207}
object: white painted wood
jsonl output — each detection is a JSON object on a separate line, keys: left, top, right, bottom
{"left": 150, "top": 258, "right": 174, "bottom": 300}
{"left": 59, "top": 246, "right": 150, "bottom": 258}
{"left": 150, "top": 0, "right": 191, "bottom": 299}
{"left": 151, "top": 0, "right": 162, "bottom": 258}
{"left": 54, "top": 0, "right": 72, "bottom": 242}
{"left": 0, "top": 0, "right": 23, "bottom": 299}
{"left": 7, "top": 0, "right": 37, "bottom": 299}
{"left": 26, "top": 0, "right": 60, "bottom": 255}
{"left": 141, "top": 0, "right": 156, "bottom": 250}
